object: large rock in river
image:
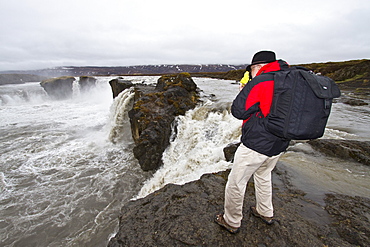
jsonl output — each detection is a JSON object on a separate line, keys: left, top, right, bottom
{"left": 128, "top": 73, "right": 199, "bottom": 171}
{"left": 308, "top": 139, "right": 370, "bottom": 166}
{"left": 40, "top": 76, "right": 75, "bottom": 100}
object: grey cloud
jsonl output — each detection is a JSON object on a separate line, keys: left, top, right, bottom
{"left": 0, "top": 0, "right": 369, "bottom": 71}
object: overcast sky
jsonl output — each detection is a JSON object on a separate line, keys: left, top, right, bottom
{"left": 1, "top": 0, "right": 369, "bottom": 71}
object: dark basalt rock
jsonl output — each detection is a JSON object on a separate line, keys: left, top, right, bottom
{"left": 223, "top": 141, "right": 241, "bottom": 162}
{"left": 308, "top": 139, "right": 370, "bottom": 166}
{"left": 40, "top": 76, "right": 75, "bottom": 100}
{"left": 325, "top": 193, "right": 370, "bottom": 247}
{"left": 109, "top": 78, "right": 134, "bottom": 98}
{"left": 127, "top": 73, "right": 199, "bottom": 171}
{"left": 108, "top": 167, "right": 370, "bottom": 247}
{"left": 342, "top": 98, "right": 368, "bottom": 106}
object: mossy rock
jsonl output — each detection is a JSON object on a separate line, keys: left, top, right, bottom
{"left": 128, "top": 73, "right": 199, "bottom": 171}
{"left": 41, "top": 76, "right": 75, "bottom": 85}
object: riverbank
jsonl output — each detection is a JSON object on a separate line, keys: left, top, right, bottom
{"left": 108, "top": 162, "right": 369, "bottom": 246}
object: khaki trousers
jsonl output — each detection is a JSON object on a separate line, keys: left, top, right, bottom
{"left": 224, "top": 144, "right": 280, "bottom": 228}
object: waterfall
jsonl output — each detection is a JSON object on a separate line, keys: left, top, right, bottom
{"left": 0, "top": 82, "right": 48, "bottom": 105}
{"left": 108, "top": 88, "right": 135, "bottom": 144}
{"left": 135, "top": 100, "right": 242, "bottom": 198}
{"left": 72, "top": 78, "right": 81, "bottom": 98}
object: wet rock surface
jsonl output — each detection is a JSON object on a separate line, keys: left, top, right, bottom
{"left": 108, "top": 165, "right": 370, "bottom": 247}
{"left": 223, "top": 141, "right": 241, "bottom": 162}
{"left": 342, "top": 98, "right": 368, "bottom": 106}
{"left": 109, "top": 78, "right": 134, "bottom": 98}
{"left": 324, "top": 193, "right": 370, "bottom": 246}
{"left": 308, "top": 139, "right": 370, "bottom": 166}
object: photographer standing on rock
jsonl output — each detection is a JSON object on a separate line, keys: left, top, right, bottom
{"left": 215, "top": 51, "right": 291, "bottom": 233}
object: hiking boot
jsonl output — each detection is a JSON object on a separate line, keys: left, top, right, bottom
{"left": 214, "top": 214, "right": 240, "bottom": 233}
{"left": 250, "top": 206, "right": 275, "bottom": 225}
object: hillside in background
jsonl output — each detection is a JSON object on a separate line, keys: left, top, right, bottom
{"left": 298, "top": 59, "right": 370, "bottom": 90}
{"left": 0, "top": 64, "right": 248, "bottom": 78}
{"left": 213, "top": 59, "right": 370, "bottom": 90}
{"left": 0, "top": 74, "right": 48, "bottom": 85}
{"left": 1, "top": 60, "right": 369, "bottom": 90}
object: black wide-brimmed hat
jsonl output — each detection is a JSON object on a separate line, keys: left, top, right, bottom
{"left": 246, "top": 51, "right": 276, "bottom": 71}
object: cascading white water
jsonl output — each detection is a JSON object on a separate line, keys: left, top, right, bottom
{"left": 136, "top": 100, "right": 241, "bottom": 198}
{"left": 108, "top": 88, "right": 135, "bottom": 144}
{"left": 0, "top": 77, "right": 152, "bottom": 247}
{"left": 0, "top": 82, "right": 48, "bottom": 105}
{"left": 0, "top": 76, "right": 369, "bottom": 246}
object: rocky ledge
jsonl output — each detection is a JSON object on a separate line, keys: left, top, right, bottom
{"left": 109, "top": 73, "right": 199, "bottom": 171}
{"left": 108, "top": 165, "right": 370, "bottom": 246}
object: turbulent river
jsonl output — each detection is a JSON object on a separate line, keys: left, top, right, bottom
{"left": 0, "top": 76, "right": 369, "bottom": 246}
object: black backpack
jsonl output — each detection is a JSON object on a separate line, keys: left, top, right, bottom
{"left": 265, "top": 66, "right": 341, "bottom": 140}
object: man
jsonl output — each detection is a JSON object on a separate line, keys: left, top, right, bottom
{"left": 215, "top": 50, "right": 290, "bottom": 233}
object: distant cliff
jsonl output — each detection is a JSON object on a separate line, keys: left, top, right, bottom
{"left": 2, "top": 59, "right": 369, "bottom": 90}
{"left": 0, "top": 64, "right": 248, "bottom": 78}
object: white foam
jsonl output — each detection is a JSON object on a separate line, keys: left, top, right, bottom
{"left": 0, "top": 82, "right": 49, "bottom": 106}
{"left": 0, "top": 172, "right": 7, "bottom": 192}
{"left": 135, "top": 100, "right": 241, "bottom": 199}
{"left": 107, "top": 88, "right": 135, "bottom": 144}
{"left": 323, "top": 127, "right": 358, "bottom": 139}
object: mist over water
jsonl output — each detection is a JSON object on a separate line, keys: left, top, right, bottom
{"left": 0, "top": 77, "right": 369, "bottom": 246}
{"left": 0, "top": 77, "right": 153, "bottom": 246}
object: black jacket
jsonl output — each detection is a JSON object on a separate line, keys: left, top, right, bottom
{"left": 231, "top": 60, "right": 290, "bottom": 156}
